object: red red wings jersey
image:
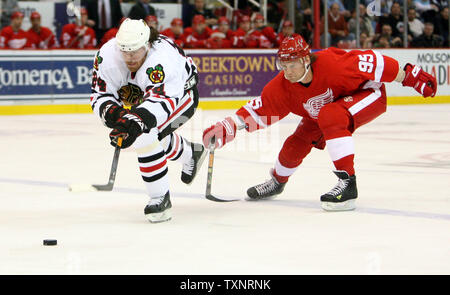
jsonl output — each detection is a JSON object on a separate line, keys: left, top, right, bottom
{"left": 0, "top": 26, "right": 31, "bottom": 49}
{"left": 160, "top": 28, "right": 185, "bottom": 47}
{"left": 236, "top": 48, "right": 399, "bottom": 132}
{"left": 27, "top": 27, "right": 59, "bottom": 49}
{"left": 183, "top": 26, "right": 212, "bottom": 48}
{"left": 100, "top": 28, "right": 118, "bottom": 47}
{"left": 232, "top": 28, "right": 258, "bottom": 48}
{"left": 60, "top": 23, "right": 97, "bottom": 49}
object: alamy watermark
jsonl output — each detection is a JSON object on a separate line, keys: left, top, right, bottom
{"left": 366, "top": 0, "right": 382, "bottom": 17}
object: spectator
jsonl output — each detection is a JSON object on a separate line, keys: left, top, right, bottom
{"left": 60, "top": 8, "right": 97, "bottom": 49}
{"left": 359, "top": 32, "right": 373, "bottom": 48}
{"left": 1, "top": 0, "right": 19, "bottom": 29}
{"left": 232, "top": 15, "right": 258, "bottom": 48}
{"left": 186, "top": 0, "right": 217, "bottom": 28}
{"left": 27, "top": 11, "right": 59, "bottom": 49}
{"left": 433, "top": 7, "right": 448, "bottom": 47}
{"left": 183, "top": 14, "right": 212, "bottom": 48}
{"left": 407, "top": 7, "right": 424, "bottom": 39}
{"left": 145, "top": 14, "right": 159, "bottom": 30}
{"left": 376, "top": 23, "right": 403, "bottom": 47}
{"left": 378, "top": 2, "right": 403, "bottom": 38}
{"left": 251, "top": 13, "right": 278, "bottom": 48}
{"left": 128, "top": 0, "right": 156, "bottom": 21}
{"left": 324, "top": 0, "right": 351, "bottom": 18}
{"left": 206, "top": 16, "right": 233, "bottom": 49}
{"left": 348, "top": 4, "right": 375, "bottom": 40}
{"left": 411, "top": 22, "right": 444, "bottom": 47}
{"left": 373, "top": 35, "right": 391, "bottom": 48}
{"left": 160, "top": 18, "right": 185, "bottom": 47}
{"left": 99, "top": 17, "right": 126, "bottom": 47}
{"left": 82, "top": 0, "right": 123, "bottom": 45}
{"left": 277, "top": 20, "right": 300, "bottom": 45}
{"left": 0, "top": 11, "right": 32, "bottom": 49}
{"left": 322, "top": 2, "right": 349, "bottom": 46}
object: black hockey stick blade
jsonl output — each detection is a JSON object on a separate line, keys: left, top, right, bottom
{"left": 91, "top": 136, "right": 123, "bottom": 191}
{"left": 205, "top": 143, "right": 240, "bottom": 202}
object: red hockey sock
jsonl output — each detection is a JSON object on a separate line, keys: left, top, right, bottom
{"left": 333, "top": 154, "right": 355, "bottom": 176}
{"left": 272, "top": 169, "right": 289, "bottom": 184}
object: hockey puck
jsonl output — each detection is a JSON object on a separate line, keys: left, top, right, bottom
{"left": 43, "top": 239, "right": 57, "bottom": 246}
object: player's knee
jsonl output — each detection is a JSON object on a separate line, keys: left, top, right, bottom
{"left": 317, "top": 103, "right": 351, "bottom": 132}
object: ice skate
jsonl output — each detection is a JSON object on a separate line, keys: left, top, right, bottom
{"left": 247, "top": 169, "right": 286, "bottom": 200}
{"left": 144, "top": 191, "right": 172, "bottom": 223}
{"left": 321, "top": 170, "right": 357, "bottom": 211}
{"left": 181, "top": 142, "right": 207, "bottom": 185}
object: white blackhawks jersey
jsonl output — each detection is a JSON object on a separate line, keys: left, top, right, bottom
{"left": 90, "top": 35, "right": 198, "bottom": 130}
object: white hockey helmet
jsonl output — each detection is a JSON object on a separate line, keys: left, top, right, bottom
{"left": 116, "top": 18, "right": 150, "bottom": 51}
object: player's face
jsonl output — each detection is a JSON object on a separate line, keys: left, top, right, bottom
{"left": 278, "top": 59, "right": 307, "bottom": 83}
{"left": 121, "top": 46, "right": 148, "bottom": 72}
{"left": 11, "top": 17, "right": 23, "bottom": 28}
{"left": 172, "top": 24, "right": 183, "bottom": 35}
{"left": 219, "top": 23, "right": 229, "bottom": 33}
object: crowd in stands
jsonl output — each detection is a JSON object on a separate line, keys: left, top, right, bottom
{"left": 0, "top": 0, "right": 448, "bottom": 50}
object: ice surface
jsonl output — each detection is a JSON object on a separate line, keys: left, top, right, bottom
{"left": 0, "top": 105, "right": 449, "bottom": 274}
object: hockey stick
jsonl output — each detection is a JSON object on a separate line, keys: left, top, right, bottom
{"left": 205, "top": 138, "right": 239, "bottom": 202}
{"left": 69, "top": 137, "right": 123, "bottom": 192}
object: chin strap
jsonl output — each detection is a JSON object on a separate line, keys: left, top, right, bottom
{"left": 297, "top": 59, "right": 311, "bottom": 83}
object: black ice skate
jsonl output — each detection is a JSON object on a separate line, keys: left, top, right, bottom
{"left": 144, "top": 191, "right": 172, "bottom": 223}
{"left": 181, "top": 142, "right": 207, "bottom": 185}
{"left": 320, "top": 170, "right": 357, "bottom": 211}
{"left": 247, "top": 169, "right": 286, "bottom": 200}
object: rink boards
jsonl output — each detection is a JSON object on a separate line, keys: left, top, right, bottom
{"left": 0, "top": 48, "right": 448, "bottom": 115}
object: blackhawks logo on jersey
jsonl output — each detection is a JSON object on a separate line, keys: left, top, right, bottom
{"left": 146, "top": 64, "right": 165, "bottom": 84}
{"left": 117, "top": 83, "right": 144, "bottom": 106}
{"left": 93, "top": 52, "right": 103, "bottom": 71}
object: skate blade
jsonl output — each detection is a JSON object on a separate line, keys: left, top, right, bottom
{"left": 145, "top": 209, "right": 172, "bottom": 223}
{"left": 321, "top": 199, "right": 356, "bottom": 211}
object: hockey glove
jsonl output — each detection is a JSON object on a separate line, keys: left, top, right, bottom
{"left": 101, "top": 103, "right": 130, "bottom": 128}
{"left": 203, "top": 117, "right": 237, "bottom": 149}
{"left": 109, "top": 112, "right": 147, "bottom": 149}
{"left": 402, "top": 63, "right": 437, "bottom": 98}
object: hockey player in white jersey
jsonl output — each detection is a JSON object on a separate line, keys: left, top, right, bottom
{"left": 90, "top": 19, "right": 206, "bottom": 223}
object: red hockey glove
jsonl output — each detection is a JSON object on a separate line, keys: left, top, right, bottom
{"left": 402, "top": 63, "right": 437, "bottom": 98}
{"left": 202, "top": 117, "right": 237, "bottom": 149}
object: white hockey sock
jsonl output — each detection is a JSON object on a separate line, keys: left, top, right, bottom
{"left": 162, "top": 133, "right": 192, "bottom": 164}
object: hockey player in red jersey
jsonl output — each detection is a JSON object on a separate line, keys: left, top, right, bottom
{"left": 60, "top": 8, "right": 97, "bottom": 49}
{"left": 0, "top": 11, "right": 32, "bottom": 49}
{"left": 160, "top": 18, "right": 185, "bottom": 48}
{"left": 99, "top": 17, "right": 126, "bottom": 47}
{"left": 183, "top": 15, "right": 212, "bottom": 49}
{"left": 203, "top": 35, "right": 437, "bottom": 211}
{"left": 27, "top": 12, "right": 59, "bottom": 49}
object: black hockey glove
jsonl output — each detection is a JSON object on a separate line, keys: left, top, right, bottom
{"left": 109, "top": 113, "right": 146, "bottom": 149}
{"left": 109, "top": 108, "right": 157, "bottom": 149}
{"left": 101, "top": 103, "right": 130, "bottom": 128}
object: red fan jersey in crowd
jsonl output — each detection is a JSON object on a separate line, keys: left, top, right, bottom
{"left": 27, "top": 12, "right": 59, "bottom": 49}
{"left": 0, "top": 26, "right": 30, "bottom": 49}
{"left": 251, "top": 13, "right": 278, "bottom": 48}
{"left": 0, "top": 11, "right": 31, "bottom": 49}
{"left": 206, "top": 17, "right": 233, "bottom": 49}
{"left": 232, "top": 15, "right": 257, "bottom": 48}
{"left": 60, "top": 8, "right": 96, "bottom": 49}
{"left": 99, "top": 27, "right": 118, "bottom": 47}
{"left": 160, "top": 18, "right": 185, "bottom": 47}
{"left": 183, "top": 15, "right": 212, "bottom": 48}
{"left": 27, "top": 27, "right": 59, "bottom": 49}
{"left": 60, "top": 23, "right": 97, "bottom": 49}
